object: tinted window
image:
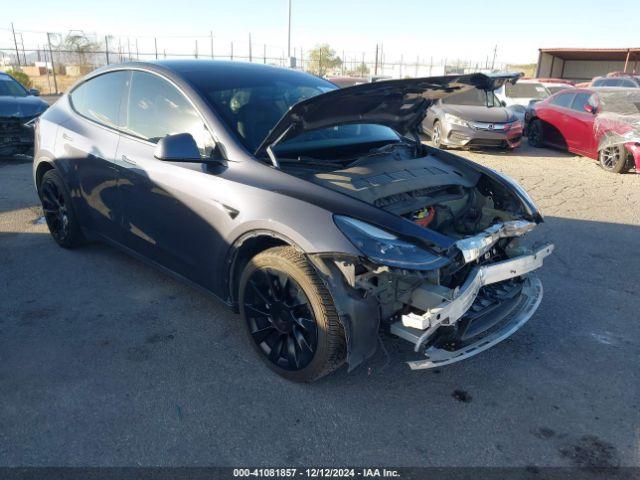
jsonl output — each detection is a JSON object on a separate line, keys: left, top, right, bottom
{"left": 620, "top": 79, "right": 638, "bottom": 87}
{"left": 570, "top": 92, "right": 593, "bottom": 112}
{"left": 70, "top": 71, "right": 129, "bottom": 128}
{"left": 125, "top": 71, "right": 215, "bottom": 157}
{"left": 0, "top": 75, "right": 27, "bottom": 97}
{"left": 550, "top": 92, "right": 575, "bottom": 108}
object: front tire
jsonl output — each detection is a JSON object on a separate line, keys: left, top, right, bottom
{"left": 599, "top": 144, "right": 629, "bottom": 174}
{"left": 528, "top": 119, "right": 544, "bottom": 147}
{"left": 431, "top": 120, "right": 446, "bottom": 149}
{"left": 39, "top": 169, "right": 85, "bottom": 248}
{"left": 239, "top": 247, "right": 346, "bottom": 382}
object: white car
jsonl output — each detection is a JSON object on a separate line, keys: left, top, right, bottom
{"left": 494, "top": 80, "right": 551, "bottom": 123}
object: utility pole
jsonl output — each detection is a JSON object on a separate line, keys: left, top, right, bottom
{"left": 374, "top": 43, "right": 379, "bottom": 75}
{"left": 210, "top": 31, "right": 214, "bottom": 58}
{"left": 248, "top": 33, "right": 252, "bottom": 62}
{"left": 135, "top": 38, "right": 139, "bottom": 60}
{"left": 11, "top": 23, "right": 21, "bottom": 67}
{"left": 154, "top": 38, "right": 158, "bottom": 60}
{"left": 287, "top": 0, "right": 292, "bottom": 59}
{"left": 105, "top": 36, "right": 110, "bottom": 64}
{"left": 230, "top": 42, "right": 234, "bottom": 60}
{"left": 490, "top": 45, "right": 497, "bottom": 71}
{"left": 195, "top": 39, "right": 198, "bottom": 59}
{"left": 46, "top": 33, "right": 58, "bottom": 94}
{"left": 263, "top": 44, "right": 266, "bottom": 64}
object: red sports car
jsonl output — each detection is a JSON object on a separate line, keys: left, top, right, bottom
{"left": 526, "top": 87, "right": 640, "bottom": 173}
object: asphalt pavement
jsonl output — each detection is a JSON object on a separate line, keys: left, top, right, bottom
{"left": 0, "top": 145, "right": 638, "bottom": 467}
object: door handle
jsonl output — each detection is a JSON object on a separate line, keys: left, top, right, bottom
{"left": 121, "top": 154, "right": 137, "bottom": 165}
{"left": 62, "top": 133, "right": 73, "bottom": 141}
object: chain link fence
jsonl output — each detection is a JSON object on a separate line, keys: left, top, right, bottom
{"left": 1, "top": 25, "right": 508, "bottom": 95}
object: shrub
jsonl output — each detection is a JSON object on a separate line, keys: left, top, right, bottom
{"left": 6, "top": 69, "right": 33, "bottom": 89}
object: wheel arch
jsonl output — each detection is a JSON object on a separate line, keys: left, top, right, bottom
{"left": 226, "top": 230, "right": 298, "bottom": 310}
{"left": 34, "top": 160, "right": 56, "bottom": 194}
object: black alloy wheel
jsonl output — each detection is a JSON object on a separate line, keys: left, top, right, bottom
{"left": 527, "top": 119, "right": 544, "bottom": 147}
{"left": 243, "top": 267, "right": 318, "bottom": 371}
{"left": 39, "top": 169, "right": 85, "bottom": 248}
{"left": 41, "top": 176, "right": 70, "bottom": 243}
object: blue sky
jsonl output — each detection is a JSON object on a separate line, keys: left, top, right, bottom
{"left": 5, "top": 0, "right": 640, "bottom": 64}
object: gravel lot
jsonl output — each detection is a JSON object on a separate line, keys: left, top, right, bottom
{"left": 0, "top": 144, "right": 639, "bottom": 468}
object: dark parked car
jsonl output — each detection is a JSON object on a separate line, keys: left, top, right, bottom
{"left": 422, "top": 87, "right": 523, "bottom": 150}
{"left": 34, "top": 61, "right": 552, "bottom": 381}
{"left": 527, "top": 87, "right": 640, "bottom": 173}
{"left": 0, "top": 71, "right": 48, "bottom": 156}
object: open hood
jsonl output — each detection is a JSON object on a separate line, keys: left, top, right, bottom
{"left": 255, "top": 72, "right": 522, "bottom": 157}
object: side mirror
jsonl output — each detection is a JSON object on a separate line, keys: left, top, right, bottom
{"left": 29, "top": 88, "right": 40, "bottom": 96}
{"left": 154, "top": 133, "right": 203, "bottom": 162}
{"left": 583, "top": 104, "right": 597, "bottom": 114}
{"left": 500, "top": 100, "right": 507, "bottom": 107}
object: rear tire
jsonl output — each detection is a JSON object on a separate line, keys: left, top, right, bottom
{"left": 39, "top": 169, "right": 86, "bottom": 248}
{"left": 527, "top": 119, "right": 544, "bottom": 147}
{"left": 599, "top": 144, "right": 629, "bottom": 174}
{"left": 239, "top": 246, "right": 346, "bottom": 382}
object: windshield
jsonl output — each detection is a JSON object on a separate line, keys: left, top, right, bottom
{"left": 599, "top": 91, "right": 640, "bottom": 114}
{"left": 505, "top": 82, "right": 549, "bottom": 99}
{"left": 546, "top": 85, "right": 572, "bottom": 95}
{"left": 195, "top": 68, "right": 339, "bottom": 151}
{"left": 0, "top": 76, "right": 28, "bottom": 97}
{"left": 442, "top": 88, "right": 501, "bottom": 107}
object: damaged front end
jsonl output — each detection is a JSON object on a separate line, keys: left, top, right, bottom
{"left": 306, "top": 148, "right": 553, "bottom": 371}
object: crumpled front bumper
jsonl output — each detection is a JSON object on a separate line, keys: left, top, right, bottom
{"left": 391, "top": 243, "right": 553, "bottom": 368}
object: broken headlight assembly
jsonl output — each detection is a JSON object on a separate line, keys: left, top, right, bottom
{"left": 333, "top": 215, "right": 447, "bottom": 270}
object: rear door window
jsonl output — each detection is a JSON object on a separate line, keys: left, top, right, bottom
{"left": 570, "top": 93, "right": 593, "bottom": 112}
{"left": 70, "top": 71, "right": 130, "bottom": 128}
{"left": 550, "top": 92, "right": 576, "bottom": 109}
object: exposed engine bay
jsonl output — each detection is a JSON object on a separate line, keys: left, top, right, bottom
{"left": 281, "top": 141, "right": 553, "bottom": 370}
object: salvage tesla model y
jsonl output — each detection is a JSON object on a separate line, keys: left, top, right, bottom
{"left": 33, "top": 61, "right": 553, "bottom": 381}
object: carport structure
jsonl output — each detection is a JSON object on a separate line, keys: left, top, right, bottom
{"left": 536, "top": 48, "right": 640, "bottom": 82}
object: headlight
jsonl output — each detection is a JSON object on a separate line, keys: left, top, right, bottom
{"left": 333, "top": 215, "right": 448, "bottom": 270}
{"left": 443, "top": 113, "right": 469, "bottom": 128}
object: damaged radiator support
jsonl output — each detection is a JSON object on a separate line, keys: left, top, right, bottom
{"left": 390, "top": 243, "right": 554, "bottom": 368}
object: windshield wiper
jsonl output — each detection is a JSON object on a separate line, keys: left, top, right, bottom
{"left": 278, "top": 156, "right": 348, "bottom": 168}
